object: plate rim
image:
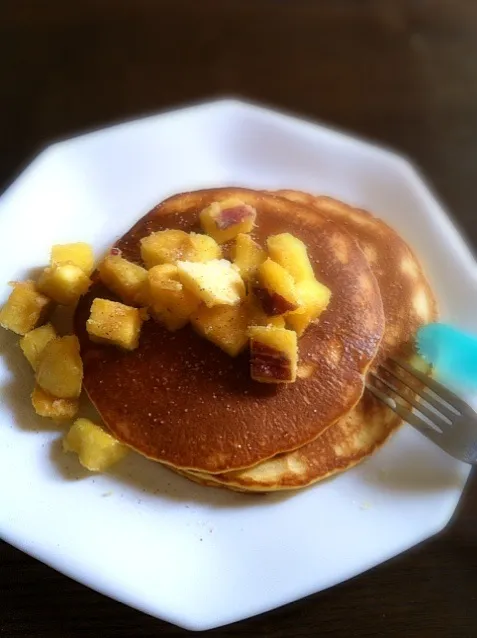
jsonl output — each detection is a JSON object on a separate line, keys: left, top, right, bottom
{"left": 0, "top": 97, "right": 475, "bottom": 631}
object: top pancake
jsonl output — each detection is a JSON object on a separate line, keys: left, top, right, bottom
{"left": 74, "top": 188, "right": 384, "bottom": 474}
{"left": 182, "top": 192, "right": 437, "bottom": 490}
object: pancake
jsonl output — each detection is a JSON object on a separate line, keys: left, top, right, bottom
{"left": 74, "top": 188, "right": 385, "bottom": 474}
{"left": 179, "top": 192, "right": 437, "bottom": 490}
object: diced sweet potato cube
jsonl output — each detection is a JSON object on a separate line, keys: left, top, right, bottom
{"left": 20, "top": 323, "right": 57, "bottom": 370}
{"left": 200, "top": 198, "right": 257, "bottom": 243}
{"left": 148, "top": 263, "right": 182, "bottom": 294}
{"left": 188, "top": 233, "right": 222, "bottom": 261}
{"left": 248, "top": 325, "right": 298, "bottom": 384}
{"left": 287, "top": 279, "right": 331, "bottom": 336}
{"left": 140, "top": 229, "right": 192, "bottom": 269}
{"left": 232, "top": 234, "right": 266, "bottom": 280}
{"left": 63, "top": 418, "right": 128, "bottom": 472}
{"left": 0, "top": 281, "right": 52, "bottom": 335}
{"left": 177, "top": 259, "right": 245, "bottom": 307}
{"left": 51, "top": 243, "right": 94, "bottom": 276}
{"left": 31, "top": 384, "right": 78, "bottom": 421}
{"left": 37, "top": 263, "right": 92, "bottom": 305}
{"left": 98, "top": 255, "right": 148, "bottom": 306}
{"left": 254, "top": 259, "right": 300, "bottom": 316}
{"left": 246, "top": 291, "right": 286, "bottom": 329}
{"left": 191, "top": 304, "right": 249, "bottom": 356}
{"left": 267, "top": 233, "right": 315, "bottom": 282}
{"left": 148, "top": 264, "right": 200, "bottom": 331}
{"left": 36, "top": 335, "right": 83, "bottom": 398}
{"left": 150, "top": 306, "right": 188, "bottom": 332}
{"left": 86, "top": 298, "right": 143, "bottom": 350}
{"left": 140, "top": 230, "right": 221, "bottom": 269}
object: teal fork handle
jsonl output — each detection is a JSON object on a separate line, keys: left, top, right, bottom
{"left": 417, "top": 323, "right": 477, "bottom": 391}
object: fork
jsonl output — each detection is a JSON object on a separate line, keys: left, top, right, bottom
{"left": 366, "top": 357, "right": 477, "bottom": 465}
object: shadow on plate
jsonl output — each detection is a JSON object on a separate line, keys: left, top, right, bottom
{"left": 49, "top": 431, "right": 292, "bottom": 510}
{"left": 0, "top": 333, "right": 61, "bottom": 433}
{"left": 361, "top": 437, "right": 466, "bottom": 492}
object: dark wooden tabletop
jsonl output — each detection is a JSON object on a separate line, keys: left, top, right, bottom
{"left": 1, "top": 1, "right": 477, "bottom": 636}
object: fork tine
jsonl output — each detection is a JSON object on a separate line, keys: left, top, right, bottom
{"left": 366, "top": 379, "right": 423, "bottom": 424}
{"left": 366, "top": 381, "right": 445, "bottom": 447}
{"left": 381, "top": 361, "right": 458, "bottom": 422}
{"left": 370, "top": 361, "right": 477, "bottom": 465}
{"left": 391, "top": 357, "right": 465, "bottom": 414}
{"left": 372, "top": 370, "right": 451, "bottom": 432}
{"left": 397, "top": 409, "right": 451, "bottom": 449}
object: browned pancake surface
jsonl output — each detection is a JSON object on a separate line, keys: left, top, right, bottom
{"left": 75, "top": 188, "right": 384, "bottom": 473}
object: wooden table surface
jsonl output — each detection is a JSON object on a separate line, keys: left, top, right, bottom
{"left": 1, "top": 2, "right": 477, "bottom": 636}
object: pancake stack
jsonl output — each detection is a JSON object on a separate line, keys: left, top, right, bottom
{"left": 74, "top": 188, "right": 437, "bottom": 492}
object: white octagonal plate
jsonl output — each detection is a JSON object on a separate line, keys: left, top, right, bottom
{"left": 0, "top": 99, "right": 475, "bottom": 631}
